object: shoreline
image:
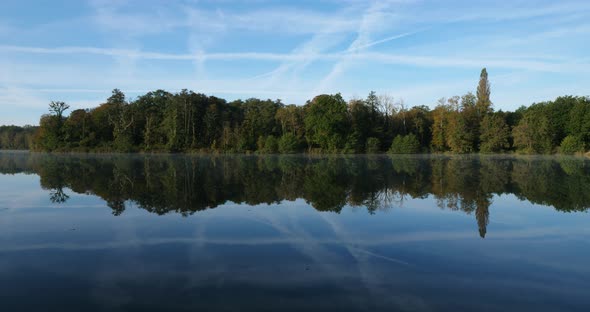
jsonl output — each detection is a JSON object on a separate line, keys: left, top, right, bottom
{"left": 2, "top": 149, "right": 589, "bottom": 158}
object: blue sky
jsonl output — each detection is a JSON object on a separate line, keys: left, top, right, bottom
{"left": 1, "top": 0, "right": 589, "bottom": 125}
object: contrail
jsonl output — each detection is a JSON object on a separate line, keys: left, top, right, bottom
{"left": 346, "top": 28, "right": 427, "bottom": 53}
{"left": 349, "top": 246, "right": 413, "bottom": 266}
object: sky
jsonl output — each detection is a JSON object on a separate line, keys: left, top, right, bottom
{"left": 1, "top": 0, "right": 589, "bottom": 125}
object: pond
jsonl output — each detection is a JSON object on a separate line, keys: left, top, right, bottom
{"left": 0, "top": 152, "right": 589, "bottom": 311}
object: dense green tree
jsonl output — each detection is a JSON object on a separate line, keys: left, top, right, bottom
{"left": 479, "top": 114, "right": 510, "bottom": 153}
{"left": 134, "top": 90, "right": 171, "bottom": 150}
{"left": 304, "top": 94, "right": 349, "bottom": 152}
{"left": 406, "top": 105, "right": 432, "bottom": 148}
{"left": 240, "top": 99, "right": 281, "bottom": 151}
{"left": 566, "top": 96, "right": 590, "bottom": 148}
{"left": 275, "top": 104, "right": 305, "bottom": 139}
{"left": 34, "top": 115, "right": 61, "bottom": 151}
{"left": 278, "top": 133, "right": 302, "bottom": 154}
{"left": 513, "top": 108, "right": 552, "bottom": 153}
{"left": 89, "top": 103, "right": 115, "bottom": 146}
{"left": 203, "top": 104, "right": 220, "bottom": 149}
{"left": 365, "top": 91, "right": 384, "bottom": 138}
{"left": 559, "top": 135, "right": 585, "bottom": 154}
{"left": 431, "top": 99, "right": 450, "bottom": 152}
{"left": 342, "top": 131, "right": 362, "bottom": 154}
{"left": 63, "top": 109, "right": 92, "bottom": 148}
{"left": 106, "top": 89, "right": 136, "bottom": 152}
{"left": 365, "top": 137, "right": 381, "bottom": 153}
{"left": 545, "top": 96, "right": 576, "bottom": 147}
{"left": 34, "top": 101, "right": 71, "bottom": 151}
{"left": 447, "top": 115, "right": 474, "bottom": 153}
{"left": 259, "top": 135, "right": 279, "bottom": 154}
{"left": 348, "top": 98, "right": 371, "bottom": 150}
{"left": 460, "top": 92, "right": 481, "bottom": 150}
{"left": 389, "top": 134, "right": 420, "bottom": 154}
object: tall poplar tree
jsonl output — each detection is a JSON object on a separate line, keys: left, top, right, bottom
{"left": 476, "top": 68, "right": 492, "bottom": 116}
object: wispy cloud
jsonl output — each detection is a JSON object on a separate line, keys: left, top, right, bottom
{"left": 0, "top": 87, "right": 47, "bottom": 110}
{"left": 2, "top": 45, "right": 584, "bottom": 73}
{"left": 90, "top": 0, "right": 186, "bottom": 36}
{"left": 315, "top": 1, "right": 404, "bottom": 95}
{"left": 89, "top": 0, "right": 364, "bottom": 37}
{"left": 0, "top": 0, "right": 589, "bottom": 125}
{"left": 411, "top": 0, "right": 590, "bottom": 24}
{"left": 243, "top": 2, "right": 362, "bottom": 95}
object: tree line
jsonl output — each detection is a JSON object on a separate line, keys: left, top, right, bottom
{"left": 1, "top": 153, "right": 589, "bottom": 238}
{"left": 0, "top": 125, "right": 38, "bottom": 150}
{"left": 3, "top": 68, "right": 589, "bottom": 154}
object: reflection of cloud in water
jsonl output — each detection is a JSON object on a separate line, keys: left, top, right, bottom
{"left": 2, "top": 222, "right": 586, "bottom": 251}
{"left": 1, "top": 154, "right": 590, "bottom": 310}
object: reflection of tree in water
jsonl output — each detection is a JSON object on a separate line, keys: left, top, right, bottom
{"left": 1, "top": 153, "right": 590, "bottom": 237}
{"left": 49, "top": 188, "right": 70, "bottom": 204}
{"left": 107, "top": 199, "right": 126, "bottom": 216}
{"left": 475, "top": 197, "right": 491, "bottom": 238}
{"left": 36, "top": 156, "right": 71, "bottom": 205}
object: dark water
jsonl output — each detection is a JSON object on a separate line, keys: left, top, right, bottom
{"left": 0, "top": 152, "right": 589, "bottom": 312}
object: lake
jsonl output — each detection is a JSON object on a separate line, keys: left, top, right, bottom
{"left": 0, "top": 151, "right": 589, "bottom": 311}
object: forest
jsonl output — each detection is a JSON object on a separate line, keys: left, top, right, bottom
{"left": 0, "top": 125, "right": 38, "bottom": 150}
{"left": 3, "top": 68, "right": 590, "bottom": 154}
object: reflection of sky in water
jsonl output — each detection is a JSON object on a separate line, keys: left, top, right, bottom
{"left": 0, "top": 156, "right": 589, "bottom": 311}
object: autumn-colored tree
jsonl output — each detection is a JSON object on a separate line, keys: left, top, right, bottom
{"left": 446, "top": 95, "right": 477, "bottom": 153}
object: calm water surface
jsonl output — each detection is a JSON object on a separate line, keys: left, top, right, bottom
{"left": 0, "top": 151, "right": 589, "bottom": 311}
